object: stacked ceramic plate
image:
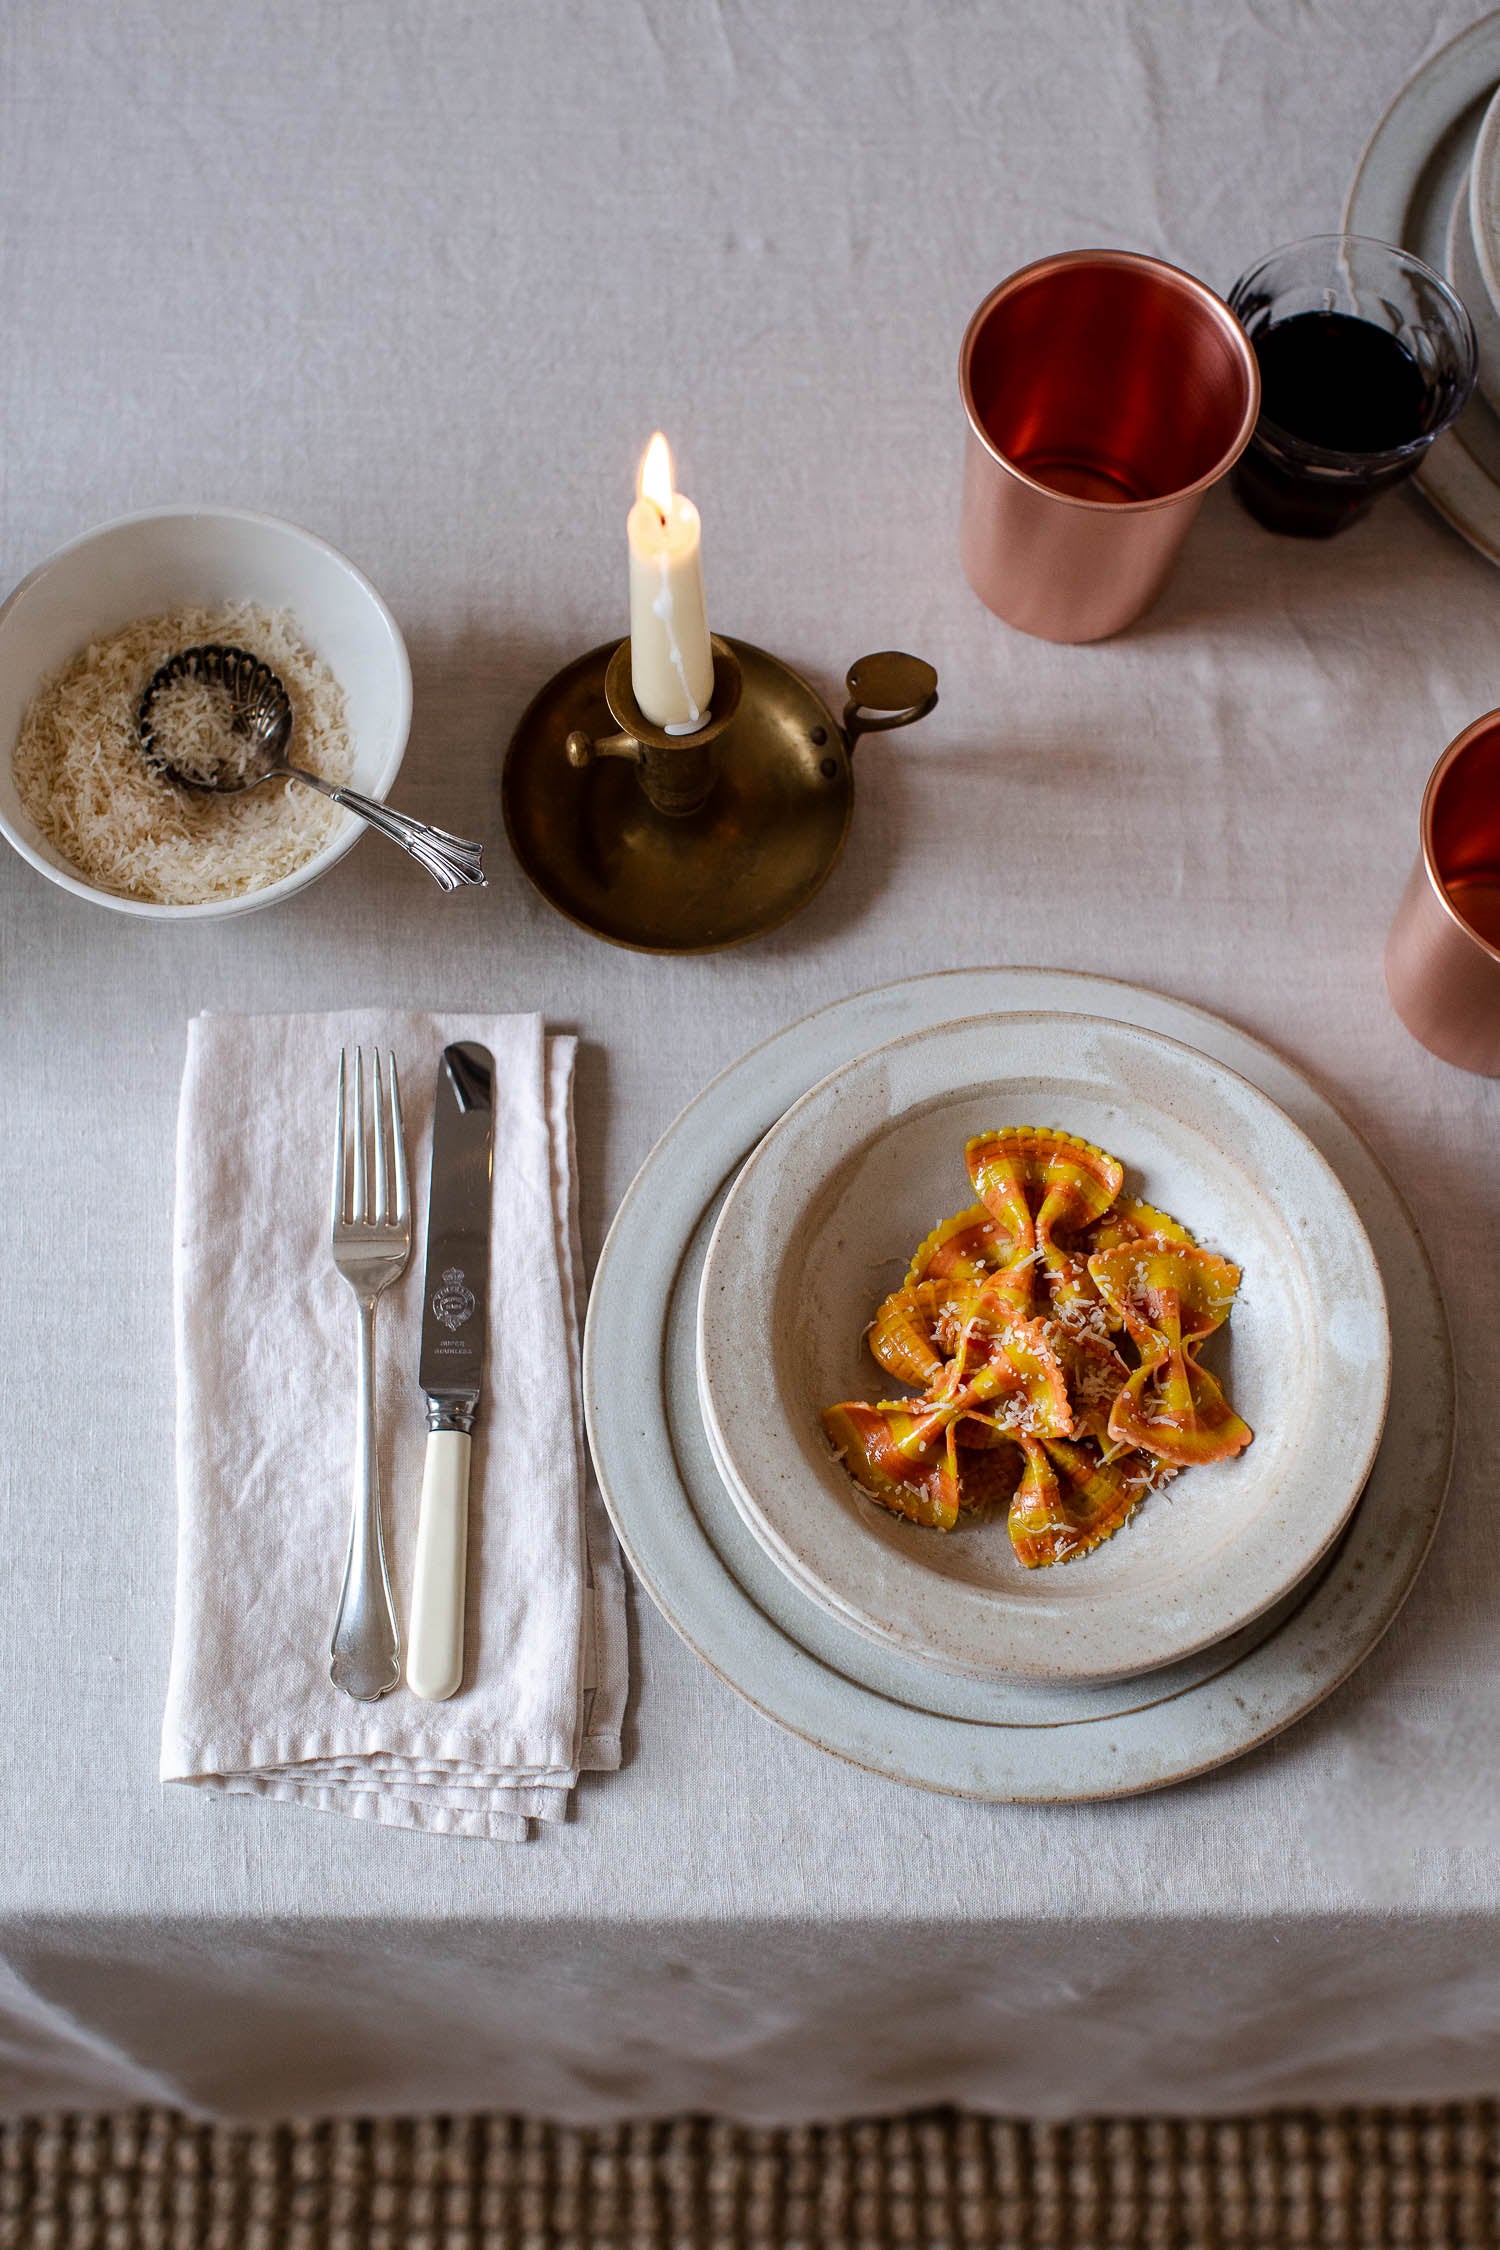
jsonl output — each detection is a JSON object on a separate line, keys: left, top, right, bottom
{"left": 1348, "top": 10, "right": 1500, "bottom": 562}
{"left": 694, "top": 1011, "right": 1389, "bottom": 1690}
{"left": 583, "top": 972, "right": 1453, "bottom": 1800}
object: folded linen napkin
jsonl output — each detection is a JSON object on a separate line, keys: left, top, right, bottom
{"left": 160, "top": 1009, "right": 626, "bottom": 1840}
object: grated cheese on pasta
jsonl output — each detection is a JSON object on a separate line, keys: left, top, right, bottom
{"left": 12, "top": 604, "right": 354, "bottom": 905}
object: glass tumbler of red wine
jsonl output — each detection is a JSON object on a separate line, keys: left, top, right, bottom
{"left": 1227, "top": 234, "right": 1475, "bottom": 537}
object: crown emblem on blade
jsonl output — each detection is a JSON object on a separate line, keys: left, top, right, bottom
{"left": 432, "top": 1265, "right": 476, "bottom": 1332}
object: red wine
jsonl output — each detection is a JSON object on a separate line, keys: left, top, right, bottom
{"left": 1232, "top": 311, "right": 1442, "bottom": 536}
{"left": 1255, "top": 312, "right": 1429, "bottom": 451}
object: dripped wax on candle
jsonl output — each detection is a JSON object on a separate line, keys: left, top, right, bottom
{"left": 628, "top": 432, "right": 714, "bottom": 733}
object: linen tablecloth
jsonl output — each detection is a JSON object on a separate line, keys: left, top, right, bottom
{"left": 2, "top": 0, "right": 1499, "bottom": 2123}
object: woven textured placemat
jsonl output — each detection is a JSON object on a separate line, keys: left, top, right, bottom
{"left": 2, "top": 2106, "right": 1498, "bottom": 2250}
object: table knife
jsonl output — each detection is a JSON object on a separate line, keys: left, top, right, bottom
{"left": 406, "top": 1041, "right": 494, "bottom": 1701}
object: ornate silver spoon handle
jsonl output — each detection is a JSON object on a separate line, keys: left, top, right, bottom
{"left": 136, "top": 644, "right": 486, "bottom": 892}
{"left": 288, "top": 766, "right": 487, "bottom": 891}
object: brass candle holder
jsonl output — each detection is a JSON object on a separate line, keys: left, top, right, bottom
{"left": 502, "top": 634, "right": 937, "bottom": 952}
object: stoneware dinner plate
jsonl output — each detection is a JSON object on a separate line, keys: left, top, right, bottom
{"left": 584, "top": 970, "right": 1451, "bottom": 1799}
{"left": 695, "top": 1012, "right": 1391, "bottom": 1685}
{"left": 1447, "top": 180, "right": 1500, "bottom": 421}
{"left": 1469, "top": 78, "right": 1500, "bottom": 372}
{"left": 1347, "top": 8, "right": 1500, "bottom": 563}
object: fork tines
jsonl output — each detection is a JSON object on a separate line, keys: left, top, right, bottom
{"left": 332, "top": 1047, "right": 410, "bottom": 1231}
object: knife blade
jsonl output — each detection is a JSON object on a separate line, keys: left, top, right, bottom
{"left": 406, "top": 1041, "right": 494, "bottom": 1701}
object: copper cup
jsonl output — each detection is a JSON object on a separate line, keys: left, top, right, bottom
{"left": 1385, "top": 711, "right": 1500, "bottom": 1075}
{"left": 959, "top": 250, "right": 1260, "bottom": 643}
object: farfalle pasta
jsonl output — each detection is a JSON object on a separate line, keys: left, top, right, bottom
{"left": 821, "top": 1128, "right": 1253, "bottom": 1568}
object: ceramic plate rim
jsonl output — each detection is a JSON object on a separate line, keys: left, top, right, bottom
{"left": 1446, "top": 181, "right": 1500, "bottom": 418}
{"left": 1469, "top": 76, "right": 1500, "bottom": 317}
{"left": 695, "top": 1007, "right": 1391, "bottom": 1684}
{"left": 1346, "top": 9, "right": 1500, "bottom": 564}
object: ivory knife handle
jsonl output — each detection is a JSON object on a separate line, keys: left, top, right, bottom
{"left": 406, "top": 1430, "right": 471, "bottom": 1701}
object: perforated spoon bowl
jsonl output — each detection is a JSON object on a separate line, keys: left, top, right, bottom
{"left": 138, "top": 643, "right": 485, "bottom": 892}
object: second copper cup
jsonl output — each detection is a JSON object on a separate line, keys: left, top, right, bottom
{"left": 959, "top": 250, "right": 1260, "bottom": 643}
{"left": 1385, "top": 711, "right": 1500, "bottom": 1076}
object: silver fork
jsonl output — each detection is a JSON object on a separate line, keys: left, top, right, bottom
{"left": 329, "top": 1047, "right": 411, "bottom": 1701}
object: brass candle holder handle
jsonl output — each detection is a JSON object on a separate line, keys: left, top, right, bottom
{"left": 840, "top": 651, "right": 939, "bottom": 755}
{"left": 502, "top": 631, "right": 939, "bottom": 953}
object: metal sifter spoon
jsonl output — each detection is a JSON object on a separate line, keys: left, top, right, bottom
{"left": 137, "top": 644, "right": 486, "bottom": 892}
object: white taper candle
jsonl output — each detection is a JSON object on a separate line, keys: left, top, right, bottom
{"left": 628, "top": 431, "right": 714, "bottom": 734}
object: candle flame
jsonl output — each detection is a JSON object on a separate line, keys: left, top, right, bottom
{"left": 639, "top": 431, "right": 674, "bottom": 520}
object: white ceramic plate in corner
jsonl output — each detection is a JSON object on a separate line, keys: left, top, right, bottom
{"left": 1346, "top": 10, "right": 1500, "bottom": 564}
{"left": 696, "top": 1011, "right": 1390, "bottom": 1687}
{"left": 1447, "top": 179, "right": 1500, "bottom": 420}
{"left": 1470, "top": 80, "right": 1500, "bottom": 355}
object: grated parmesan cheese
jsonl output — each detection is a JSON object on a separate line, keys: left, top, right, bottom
{"left": 12, "top": 604, "right": 354, "bottom": 905}
{"left": 145, "top": 674, "right": 267, "bottom": 789}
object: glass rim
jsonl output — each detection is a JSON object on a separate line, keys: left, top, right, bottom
{"left": 1227, "top": 232, "right": 1477, "bottom": 469}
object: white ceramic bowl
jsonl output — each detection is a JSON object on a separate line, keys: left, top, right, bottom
{"left": 0, "top": 506, "right": 411, "bottom": 918}
{"left": 698, "top": 1011, "right": 1391, "bottom": 1684}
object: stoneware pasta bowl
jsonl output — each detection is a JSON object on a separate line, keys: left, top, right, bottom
{"left": 696, "top": 1011, "right": 1391, "bottom": 1684}
{"left": 0, "top": 506, "right": 410, "bottom": 919}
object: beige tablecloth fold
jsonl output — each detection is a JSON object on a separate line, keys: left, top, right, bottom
{"left": 160, "top": 1009, "right": 626, "bottom": 1839}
